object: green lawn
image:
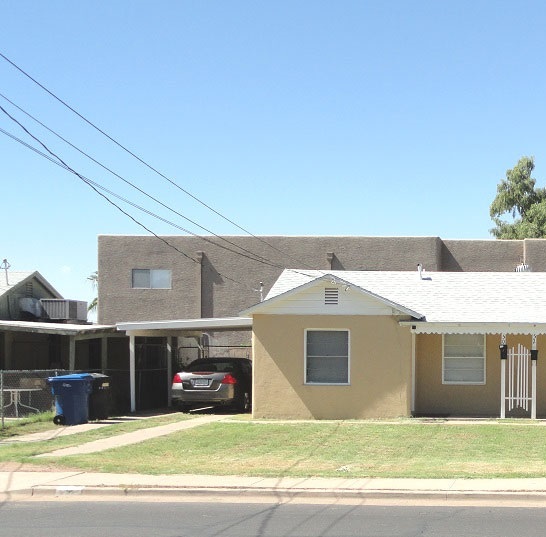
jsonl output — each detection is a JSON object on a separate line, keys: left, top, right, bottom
{"left": 0, "top": 411, "right": 57, "bottom": 438}
{"left": 0, "top": 411, "right": 195, "bottom": 463}
{"left": 13, "top": 419, "right": 546, "bottom": 479}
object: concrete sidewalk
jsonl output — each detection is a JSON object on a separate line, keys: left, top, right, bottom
{"left": 3, "top": 471, "right": 546, "bottom": 503}
{"left": 35, "top": 414, "right": 227, "bottom": 457}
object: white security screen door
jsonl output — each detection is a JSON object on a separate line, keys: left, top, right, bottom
{"left": 501, "top": 343, "right": 536, "bottom": 419}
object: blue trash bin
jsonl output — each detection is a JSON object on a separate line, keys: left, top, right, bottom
{"left": 47, "top": 374, "right": 93, "bottom": 425}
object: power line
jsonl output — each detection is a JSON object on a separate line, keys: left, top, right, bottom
{"left": 0, "top": 51, "right": 321, "bottom": 272}
{"left": 1, "top": 119, "right": 327, "bottom": 294}
{"left": 0, "top": 111, "right": 263, "bottom": 288}
{"left": 0, "top": 92, "right": 279, "bottom": 267}
{"left": 0, "top": 108, "right": 285, "bottom": 287}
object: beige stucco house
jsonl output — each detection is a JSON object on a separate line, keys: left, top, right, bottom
{"left": 242, "top": 268, "right": 546, "bottom": 420}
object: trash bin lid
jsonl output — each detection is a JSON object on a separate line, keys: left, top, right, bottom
{"left": 47, "top": 373, "right": 93, "bottom": 384}
{"left": 87, "top": 373, "right": 109, "bottom": 379}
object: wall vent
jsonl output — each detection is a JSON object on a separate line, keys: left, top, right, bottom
{"left": 40, "top": 299, "right": 88, "bottom": 322}
{"left": 324, "top": 287, "right": 339, "bottom": 305}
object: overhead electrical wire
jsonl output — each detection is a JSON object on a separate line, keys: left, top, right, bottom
{"left": 0, "top": 122, "right": 321, "bottom": 293}
{"left": 0, "top": 92, "right": 279, "bottom": 267}
{"left": 0, "top": 109, "right": 265, "bottom": 288}
{"left": 0, "top": 122, "right": 280, "bottom": 271}
{"left": 0, "top": 51, "right": 321, "bottom": 273}
{"left": 0, "top": 106, "right": 301, "bottom": 289}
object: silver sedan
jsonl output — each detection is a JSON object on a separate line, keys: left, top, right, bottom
{"left": 171, "top": 358, "right": 252, "bottom": 412}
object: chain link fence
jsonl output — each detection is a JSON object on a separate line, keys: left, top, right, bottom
{"left": 0, "top": 369, "right": 127, "bottom": 429}
{"left": 0, "top": 369, "right": 61, "bottom": 427}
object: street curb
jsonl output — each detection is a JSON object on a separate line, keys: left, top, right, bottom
{"left": 25, "top": 485, "right": 546, "bottom": 502}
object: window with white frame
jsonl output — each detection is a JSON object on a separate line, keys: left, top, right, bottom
{"left": 305, "top": 329, "right": 349, "bottom": 384}
{"left": 132, "top": 269, "right": 172, "bottom": 289}
{"left": 443, "top": 334, "right": 485, "bottom": 384}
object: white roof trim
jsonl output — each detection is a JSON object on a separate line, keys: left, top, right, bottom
{"left": 117, "top": 317, "right": 252, "bottom": 332}
{"left": 400, "top": 321, "right": 546, "bottom": 335}
{"left": 0, "top": 270, "right": 63, "bottom": 299}
{"left": 0, "top": 320, "right": 115, "bottom": 336}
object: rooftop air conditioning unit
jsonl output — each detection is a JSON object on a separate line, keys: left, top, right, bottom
{"left": 40, "top": 299, "right": 88, "bottom": 322}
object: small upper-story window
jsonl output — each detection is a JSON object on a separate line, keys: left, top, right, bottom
{"left": 132, "top": 269, "right": 172, "bottom": 289}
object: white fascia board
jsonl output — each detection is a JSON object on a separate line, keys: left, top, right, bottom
{"left": 241, "top": 275, "right": 324, "bottom": 315}
{"left": 0, "top": 320, "right": 115, "bottom": 336}
{"left": 400, "top": 321, "right": 546, "bottom": 335}
{"left": 116, "top": 317, "right": 252, "bottom": 332}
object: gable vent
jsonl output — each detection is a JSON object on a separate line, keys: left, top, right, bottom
{"left": 324, "top": 287, "right": 339, "bottom": 305}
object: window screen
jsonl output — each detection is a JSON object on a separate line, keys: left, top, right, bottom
{"left": 306, "top": 330, "right": 349, "bottom": 384}
{"left": 443, "top": 334, "right": 485, "bottom": 384}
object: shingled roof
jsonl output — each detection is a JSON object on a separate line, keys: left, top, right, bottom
{"left": 0, "top": 270, "right": 62, "bottom": 299}
{"left": 252, "top": 268, "right": 546, "bottom": 325}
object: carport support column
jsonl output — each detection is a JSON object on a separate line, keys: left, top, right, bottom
{"left": 411, "top": 330, "right": 416, "bottom": 415}
{"left": 130, "top": 335, "right": 136, "bottom": 412}
{"left": 68, "top": 335, "right": 76, "bottom": 371}
{"left": 531, "top": 335, "right": 538, "bottom": 420}
{"left": 167, "top": 337, "right": 173, "bottom": 408}
{"left": 500, "top": 334, "right": 507, "bottom": 419}
{"left": 101, "top": 337, "right": 108, "bottom": 372}
{"left": 3, "top": 331, "right": 12, "bottom": 369}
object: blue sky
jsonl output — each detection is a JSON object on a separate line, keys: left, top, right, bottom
{"left": 2, "top": 1, "right": 546, "bottom": 310}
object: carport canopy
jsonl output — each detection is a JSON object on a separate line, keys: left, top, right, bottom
{"left": 0, "top": 319, "right": 117, "bottom": 370}
{"left": 116, "top": 317, "right": 253, "bottom": 412}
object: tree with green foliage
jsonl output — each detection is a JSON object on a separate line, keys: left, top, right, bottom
{"left": 490, "top": 156, "right": 546, "bottom": 238}
{"left": 87, "top": 270, "right": 98, "bottom": 313}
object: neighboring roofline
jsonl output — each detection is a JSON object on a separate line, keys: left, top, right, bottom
{"left": 32, "top": 271, "right": 63, "bottom": 298}
{"left": 0, "top": 320, "right": 116, "bottom": 337}
{"left": 116, "top": 317, "right": 253, "bottom": 332}
{"left": 3, "top": 271, "right": 64, "bottom": 299}
{"left": 241, "top": 272, "right": 425, "bottom": 319}
{"left": 400, "top": 321, "right": 546, "bottom": 335}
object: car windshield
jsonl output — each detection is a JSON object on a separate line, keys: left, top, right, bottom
{"left": 184, "top": 361, "right": 236, "bottom": 373}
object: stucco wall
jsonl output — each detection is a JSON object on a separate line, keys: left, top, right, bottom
{"left": 440, "top": 240, "right": 523, "bottom": 272}
{"left": 252, "top": 314, "right": 412, "bottom": 419}
{"left": 415, "top": 333, "right": 546, "bottom": 417}
{"left": 98, "top": 235, "right": 445, "bottom": 325}
{"left": 98, "top": 235, "right": 546, "bottom": 326}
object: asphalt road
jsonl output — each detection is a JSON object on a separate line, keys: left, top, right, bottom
{"left": 2, "top": 501, "right": 546, "bottom": 537}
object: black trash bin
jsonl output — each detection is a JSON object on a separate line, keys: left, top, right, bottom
{"left": 88, "top": 373, "right": 111, "bottom": 420}
{"left": 47, "top": 374, "right": 93, "bottom": 425}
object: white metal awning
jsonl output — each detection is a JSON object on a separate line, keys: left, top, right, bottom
{"left": 400, "top": 321, "right": 546, "bottom": 335}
